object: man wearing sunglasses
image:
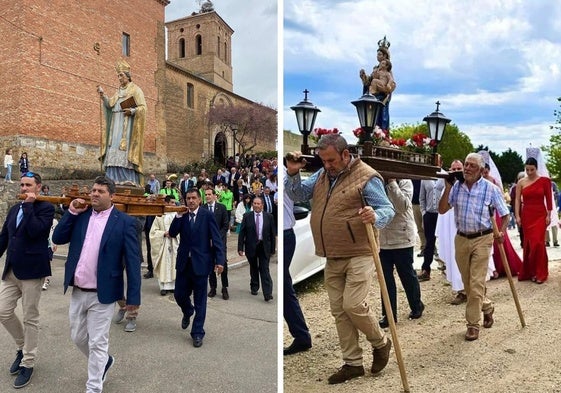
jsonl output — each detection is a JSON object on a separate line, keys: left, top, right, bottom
{"left": 0, "top": 171, "right": 55, "bottom": 388}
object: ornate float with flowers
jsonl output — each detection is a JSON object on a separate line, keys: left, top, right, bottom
{"left": 304, "top": 125, "right": 444, "bottom": 180}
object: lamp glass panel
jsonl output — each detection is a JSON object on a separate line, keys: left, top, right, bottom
{"left": 437, "top": 121, "right": 447, "bottom": 141}
{"left": 304, "top": 111, "right": 317, "bottom": 134}
{"left": 428, "top": 120, "right": 438, "bottom": 140}
{"left": 294, "top": 110, "right": 305, "bottom": 133}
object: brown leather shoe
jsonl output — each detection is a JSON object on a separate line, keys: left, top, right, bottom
{"left": 371, "top": 338, "right": 392, "bottom": 374}
{"left": 450, "top": 292, "right": 467, "bottom": 305}
{"left": 483, "top": 307, "right": 494, "bottom": 328}
{"left": 417, "top": 271, "right": 430, "bottom": 282}
{"left": 465, "top": 327, "right": 479, "bottom": 341}
{"left": 327, "top": 364, "right": 365, "bottom": 384}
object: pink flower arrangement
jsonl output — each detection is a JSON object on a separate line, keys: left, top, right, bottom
{"left": 310, "top": 127, "right": 340, "bottom": 143}
{"left": 405, "top": 133, "right": 436, "bottom": 153}
{"left": 353, "top": 126, "right": 392, "bottom": 145}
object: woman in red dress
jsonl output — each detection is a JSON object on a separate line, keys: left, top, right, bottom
{"left": 515, "top": 157, "right": 553, "bottom": 283}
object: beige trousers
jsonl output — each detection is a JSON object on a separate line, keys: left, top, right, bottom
{"left": 0, "top": 269, "right": 43, "bottom": 368}
{"left": 454, "top": 234, "right": 494, "bottom": 328}
{"left": 325, "top": 255, "right": 387, "bottom": 366}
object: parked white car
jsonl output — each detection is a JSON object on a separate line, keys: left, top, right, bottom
{"left": 289, "top": 204, "right": 326, "bottom": 284}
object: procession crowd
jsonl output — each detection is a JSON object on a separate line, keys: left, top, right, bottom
{"left": 283, "top": 134, "right": 557, "bottom": 385}
{"left": 0, "top": 156, "right": 279, "bottom": 392}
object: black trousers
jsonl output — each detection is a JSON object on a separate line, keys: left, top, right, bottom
{"left": 380, "top": 246, "right": 423, "bottom": 320}
{"left": 208, "top": 261, "right": 229, "bottom": 288}
{"left": 421, "top": 212, "right": 438, "bottom": 273}
{"left": 248, "top": 242, "right": 273, "bottom": 297}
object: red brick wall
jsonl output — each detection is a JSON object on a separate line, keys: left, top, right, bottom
{"left": 0, "top": 0, "right": 166, "bottom": 174}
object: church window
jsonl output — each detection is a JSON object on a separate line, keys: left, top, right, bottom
{"left": 122, "top": 33, "right": 130, "bottom": 56}
{"left": 179, "top": 38, "right": 186, "bottom": 58}
{"left": 196, "top": 35, "right": 202, "bottom": 55}
{"left": 187, "top": 83, "right": 194, "bottom": 109}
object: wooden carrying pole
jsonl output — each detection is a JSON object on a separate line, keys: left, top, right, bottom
{"left": 490, "top": 213, "right": 526, "bottom": 327}
{"left": 17, "top": 194, "right": 188, "bottom": 216}
{"left": 359, "top": 188, "right": 410, "bottom": 393}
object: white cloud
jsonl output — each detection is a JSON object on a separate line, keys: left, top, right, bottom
{"left": 284, "top": 0, "right": 561, "bottom": 159}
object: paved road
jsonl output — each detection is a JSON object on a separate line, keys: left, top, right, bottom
{"left": 0, "top": 231, "right": 278, "bottom": 393}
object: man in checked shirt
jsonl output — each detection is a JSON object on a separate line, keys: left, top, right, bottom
{"left": 439, "top": 153, "right": 510, "bottom": 341}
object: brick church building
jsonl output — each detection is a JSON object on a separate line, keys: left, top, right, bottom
{"left": 0, "top": 0, "right": 276, "bottom": 178}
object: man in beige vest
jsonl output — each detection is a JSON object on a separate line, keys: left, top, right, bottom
{"left": 285, "top": 134, "right": 395, "bottom": 384}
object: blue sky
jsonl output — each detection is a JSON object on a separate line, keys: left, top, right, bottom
{"left": 283, "top": 0, "right": 561, "bottom": 158}
{"left": 165, "top": 0, "right": 278, "bottom": 107}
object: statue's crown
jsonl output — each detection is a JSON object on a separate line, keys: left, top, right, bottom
{"left": 377, "top": 36, "right": 391, "bottom": 50}
{"left": 115, "top": 59, "right": 131, "bottom": 73}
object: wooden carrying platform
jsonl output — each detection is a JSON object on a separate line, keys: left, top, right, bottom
{"left": 304, "top": 141, "right": 442, "bottom": 180}
{"left": 19, "top": 184, "right": 187, "bottom": 216}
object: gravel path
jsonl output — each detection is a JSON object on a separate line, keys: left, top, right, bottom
{"left": 284, "top": 230, "right": 561, "bottom": 393}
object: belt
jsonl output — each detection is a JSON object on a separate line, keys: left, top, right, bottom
{"left": 457, "top": 229, "right": 493, "bottom": 239}
{"left": 283, "top": 228, "right": 294, "bottom": 234}
{"left": 74, "top": 285, "right": 97, "bottom": 293}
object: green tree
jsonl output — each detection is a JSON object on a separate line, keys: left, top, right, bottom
{"left": 390, "top": 123, "right": 419, "bottom": 140}
{"left": 391, "top": 122, "right": 474, "bottom": 168}
{"left": 495, "top": 149, "right": 524, "bottom": 185}
{"left": 475, "top": 145, "right": 523, "bottom": 186}
{"left": 434, "top": 123, "right": 474, "bottom": 168}
{"left": 545, "top": 97, "right": 561, "bottom": 181}
{"left": 543, "top": 134, "right": 561, "bottom": 182}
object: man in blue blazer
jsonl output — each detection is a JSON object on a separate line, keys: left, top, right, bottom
{"left": 52, "top": 176, "right": 141, "bottom": 392}
{"left": 238, "top": 196, "right": 276, "bottom": 301}
{"left": 0, "top": 172, "right": 54, "bottom": 389}
{"left": 169, "top": 188, "right": 224, "bottom": 348}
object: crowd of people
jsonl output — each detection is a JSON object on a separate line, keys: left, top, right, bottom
{"left": 0, "top": 60, "right": 280, "bottom": 391}
{"left": 0, "top": 156, "right": 279, "bottom": 391}
{"left": 283, "top": 134, "right": 560, "bottom": 385}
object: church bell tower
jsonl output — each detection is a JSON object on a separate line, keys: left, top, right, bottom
{"left": 166, "top": 1, "right": 234, "bottom": 91}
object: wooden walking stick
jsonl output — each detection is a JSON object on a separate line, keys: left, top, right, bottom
{"left": 490, "top": 208, "right": 526, "bottom": 327}
{"left": 359, "top": 188, "right": 410, "bottom": 393}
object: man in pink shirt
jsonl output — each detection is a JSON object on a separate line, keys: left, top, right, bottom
{"left": 53, "top": 176, "right": 141, "bottom": 393}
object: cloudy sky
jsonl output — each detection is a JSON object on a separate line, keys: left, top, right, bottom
{"left": 165, "top": 0, "right": 278, "bottom": 107}
{"left": 284, "top": 0, "right": 561, "bottom": 158}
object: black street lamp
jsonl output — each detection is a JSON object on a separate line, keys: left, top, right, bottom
{"left": 351, "top": 93, "right": 384, "bottom": 142}
{"left": 423, "top": 101, "right": 451, "bottom": 154}
{"left": 290, "top": 89, "right": 321, "bottom": 154}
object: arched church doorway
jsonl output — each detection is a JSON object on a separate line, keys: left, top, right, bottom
{"left": 214, "top": 132, "right": 227, "bottom": 165}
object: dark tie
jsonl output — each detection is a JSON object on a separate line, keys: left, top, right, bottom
{"left": 16, "top": 205, "right": 23, "bottom": 228}
{"left": 189, "top": 212, "right": 195, "bottom": 229}
{"left": 255, "top": 213, "right": 261, "bottom": 240}
{"left": 208, "top": 204, "right": 213, "bottom": 213}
